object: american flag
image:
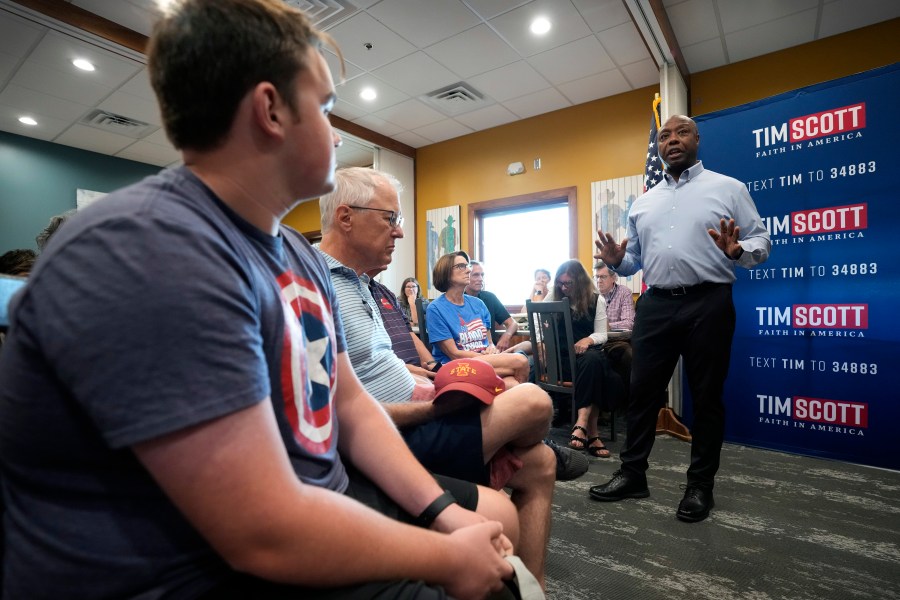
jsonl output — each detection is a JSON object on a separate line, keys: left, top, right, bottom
{"left": 643, "top": 95, "right": 663, "bottom": 192}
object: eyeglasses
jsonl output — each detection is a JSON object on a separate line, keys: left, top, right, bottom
{"left": 595, "top": 275, "right": 610, "bottom": 281}
{"left": 452, "top": 262, "right": 470, "bottom": 271}
{"left": 346, "top": 205, "right": 404, "bottom": 229}
{"left": 558, "top": 279, "right": 573, "bottom": 288}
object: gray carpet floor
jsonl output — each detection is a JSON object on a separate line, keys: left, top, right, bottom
{"left": 544, "top": 424, "right": 900, "bottom": 600}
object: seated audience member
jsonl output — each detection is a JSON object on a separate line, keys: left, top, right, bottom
{"left": 548, "top": 260, "right": 626, "bottom": 457}
{"left": 0, "top": 2, "right": 521, "bottom": 598}
{"left": 595, "top": 262, "right": 635, "bottom": 396}
{"left": 398, "top": 276, "right": 425, "bottom": 327}
{"left": 595, "top": 262, "right": 635, "bottom": 331}
{"left": 317, "top": 166, "right": 558, "bottom": 586}
{"left": 0, "top": 249, "right": 36, "bottom": 276}
{"left": 466, "top": 261, "right": 518, "bottom": 351}
{"left": 427, "top": 252, "right": 529, "bottom": 387}
{"left": 528, "top": 268, "right": 551, "bottom": 303}
{"left": 35, "top": 209, "right": 76, "bottom": 252}
{"left": 368, "top": 265, "right": 588, "bottom": 484}
{"left": 370, "top": 268, "right": 438, "bottom": 378}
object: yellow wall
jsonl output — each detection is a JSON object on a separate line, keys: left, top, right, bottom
{"left": 282, "top": 196, "right": 322, "bottom": 235}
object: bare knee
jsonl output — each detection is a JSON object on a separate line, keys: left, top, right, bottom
{"left": 476, "top": 485, "right": 519, "bottom": 546}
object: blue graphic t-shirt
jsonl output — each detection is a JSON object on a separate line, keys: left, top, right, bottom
{"left": 426, "top": 294, "right": 492, "bottom": 363}
{"left": 0, "top": 166, "right": 346, "bottom": 597}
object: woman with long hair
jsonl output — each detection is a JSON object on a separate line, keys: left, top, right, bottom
{"left": 546, "top": 259, "right": 623, "bottom": 458}
{"left": 426, "top": 251, "right": 529, "bottom": 388}
{"left": 397, "top": 276, "right": 423, "bottom": 326}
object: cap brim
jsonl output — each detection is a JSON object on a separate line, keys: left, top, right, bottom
{"left": 434, "top": 382, "right": 495, "bottom": 405}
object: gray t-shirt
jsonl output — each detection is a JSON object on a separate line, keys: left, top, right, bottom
{"left": 0, "top": 166, "right": 347, "bottom": 598}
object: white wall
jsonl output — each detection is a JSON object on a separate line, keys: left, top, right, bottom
{"left": 373, "top": 148, "right": 415, "bottom": 295}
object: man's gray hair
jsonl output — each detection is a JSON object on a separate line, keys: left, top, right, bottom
{"left": 319, "top": 167, "right": 402, "bottom": 233}
{"left": 594, "top": 262, "right": 617, "bottom": 279}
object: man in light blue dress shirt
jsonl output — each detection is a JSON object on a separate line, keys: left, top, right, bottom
{"left": 589, "top": 115, "right": 771, "bottom": 523}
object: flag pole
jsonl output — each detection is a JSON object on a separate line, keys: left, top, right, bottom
{"left": 646, "top": 92, "right": 691, "bottom": 441}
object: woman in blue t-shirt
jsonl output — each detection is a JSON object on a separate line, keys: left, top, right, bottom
{"left": 426, "top": 251, "right": 529, "bottom": 389}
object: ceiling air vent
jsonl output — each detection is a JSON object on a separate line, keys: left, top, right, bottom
{"left": 420, "top": 82, "right": 491, "bottom": 116}
{"left": 284, "top": 0, "right": 359, "bottom": 29}
{"left": 80, "top": 109, "right": 155, "bottom": 139}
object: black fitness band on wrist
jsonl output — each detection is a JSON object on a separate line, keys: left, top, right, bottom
{"left": 414, "top": 490, "right": 457, "bottom": 528}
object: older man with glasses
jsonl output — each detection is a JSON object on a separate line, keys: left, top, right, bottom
{"left": 465, "top": 261, "right": 519, "bottom": 351}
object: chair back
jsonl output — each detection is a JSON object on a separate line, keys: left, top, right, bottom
{"left": 415, "top": 297, "right": 429, "bottom": 347}
{"left": 525, "top": 299, "right": 576, "bottom": 397}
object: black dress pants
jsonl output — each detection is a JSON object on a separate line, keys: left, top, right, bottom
{"left": 620, "top": 283, "right": 735, "bottom": 489}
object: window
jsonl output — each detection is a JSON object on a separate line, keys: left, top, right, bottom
{"left": 470, "top": 187, "right": 576, "bottom": 308}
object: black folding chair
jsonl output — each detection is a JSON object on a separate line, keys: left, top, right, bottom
{"left": 525, "top": 298, "right": 616, "bottom": 440}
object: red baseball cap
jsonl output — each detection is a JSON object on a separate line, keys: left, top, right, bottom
{"left": 434, "top": 359, "right": 506, "bottom": 405}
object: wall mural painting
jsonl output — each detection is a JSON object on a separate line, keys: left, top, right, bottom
{"left": 425, "top": 205, "right": 460, "bottom": 299}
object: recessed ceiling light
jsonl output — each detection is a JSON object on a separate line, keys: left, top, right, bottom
{"left": 72, "top": 58, "right": 95, "bottom": 71}
{"left": 530, "top": 17, "right": 551, "bottom": 35}
{"left": 18, "top": 116, "right": 37, "bottom": 126}
{"left": 360, "top": 87, "right": 377, "bottom": 101}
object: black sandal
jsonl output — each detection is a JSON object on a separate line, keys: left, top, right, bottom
{"left": 569, "top": 425, "right": 588, "bottom": 450}
{"left": 587, "top": 436, "right": 611, "bottom": 458}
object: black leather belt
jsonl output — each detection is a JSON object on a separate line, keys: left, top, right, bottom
{"left": 649, "top": 282, "right": 730, "bottom": 297}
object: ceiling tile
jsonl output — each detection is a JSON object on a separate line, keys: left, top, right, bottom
{"left": 503, "top": 87, "right": 570, "bottom": 119}
{"left": 115, "top": 139, "right": 180, "bottom": 166}
{"left": 373, "top": 52, "right": 460, "bottom": 97}
{"left": 54, "top": 123, "right": 135, "bottom": 154}
{"left": 425, "top": 24, "right": 520, "bottom": 79}
{"left": 454, "top": 103, "right": 519, "bottom": 131}
{"left": 374, "top": 98, "right": 445, "bottom": 129}
{"left": 0, "top": 11, "right": 44, "bottom": 57}
{"left": 529, "top": 36, "right": 615, "bottom": 85}
{"left": 666, "top": 0, "right": 719, "bottom": 46}
{"left": 0, "top": 103, "right": 70, "bottom": 140}
{"left": 726, "top": 9, "right": 818, "bottom": 64}
{"left": 819, "top": 0, "right": 900, "bottom": 38}
{"left": 489, "top": 0, "right": 593, "bottom": 57}
{"left": 331, "top": 98, "right": 368, "bottom": 121}
{"left": 681, "top": 37, "right": 727, "bottom": 74}
{"left": 718, "top": 0, "right": 818, "bottom": 34}
{"left": 143, "top": 127, "right": 171, "bottom": 146}
{"left": 392, "top": 130, "right": 432, "bottom": 148}
{"left": 0, "top": 52, "right": 18, "bottom": 82}
{"left": 324, "top": 49, "right": 365, "bottom": 85}
{"left": 29, "top": 31, "right": 141, "bottom": 88}
{"left": 97, "top": 91, "right": 162, "bottom": 126}
{"left": 118, "top": 69, "right": 156, "bottom": 101}
{"left": 469, "top": 61, "right": 550, "bottom": 103}
{"left": 325, "top": 12, "right": 417, "bottom": 71}
{"left": 335, "top": 74, "right": 410, "bottom": 112}
{"left": 368, "top": 0, "right": 480, "bottom": 48}
{"left": 412, "top": 118, "right": 473, "bottom": 143}
{"left": 351, "top": 114, "right": 404, "bottom": 137}
{"left": 621, "top": 59, "right": 660, "bottom": 89}
{"left": 12, "top": 60, "right": 115, "bottom": 106}
{"left": 0, "top": 83, "right": 90, "bottom": 121}
{"left": 598, "top": 21, "right": 651, "bottom": 66}
{"left": 572, "top": 0, "right": 631, "bottom": 32}
{"left": 557, "top": 68, "right": 631, "bottom": 105}
{"left": 464, "top": 0, "right": 531, "bottom": 20}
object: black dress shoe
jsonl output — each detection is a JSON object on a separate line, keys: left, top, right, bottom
{"left": 676, "top": 486, "right": 714, "bottom": 522}
{"left": 588, "top": 469, "right": 649, "bottom": 501}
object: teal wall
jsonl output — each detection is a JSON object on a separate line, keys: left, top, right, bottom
{"left": 0, "top": 131, "right": 163, "bottom": 253}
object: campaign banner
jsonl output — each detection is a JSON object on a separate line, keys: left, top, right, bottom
{"left": 683, "top": 63, "right": 898, "bottom": 471}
